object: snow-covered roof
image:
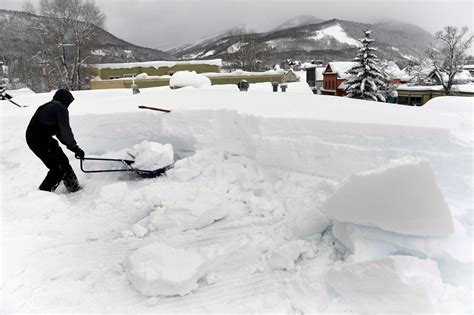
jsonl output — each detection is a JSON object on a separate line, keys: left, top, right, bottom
{"left": 325, "top": 62, "right": 358, "bottom": 79}
{"left": 91, "top": 59, "right": 223, "bottom": 70}
{"left": 204, "top": 69, "right": 285, "bottom": 78}
{"left": 382, "top": 61, "right": 404, "bottom": 80}
{"left": 432, "top": 69, "right": 473, "bottom": 82}
{"left": 463, "top": 64, "right": 474, "bottom": 70}
{"left": 397, "top": 83, "right": 474, "bottom": 94}
{"left": 4, "top": 87, "right": 35, "bottom": 97}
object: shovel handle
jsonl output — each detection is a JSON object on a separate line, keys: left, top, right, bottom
{"left": 138, "top": 105, "right": 171, "bottom": 113}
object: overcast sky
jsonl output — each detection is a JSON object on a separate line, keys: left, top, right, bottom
{"left": 2, "top": 0, "right": 473, "bottom": 50}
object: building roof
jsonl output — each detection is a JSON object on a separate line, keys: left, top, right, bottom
{"left": 429, "top": 69, "right": 473, "bottom": 83}
{"left": 382, "top": 61, "right": 404, "bottom": 80}
{"left": 397, "top": 83, "right": 474, "bottom": 94}
{"left": 324, "top": 62, "right": 358, "bottom": 79}
{"left": 91, "top": 59, "right": 223, "bottom": 70}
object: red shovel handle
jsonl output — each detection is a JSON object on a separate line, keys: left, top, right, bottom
{"left": 138, "top": 105, "right": 171, "bottom": 113}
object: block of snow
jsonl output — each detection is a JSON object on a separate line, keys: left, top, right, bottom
{"left": 169, "top": 71, "right": 211, "bottom": 89}
{"left": 129, "top": 141, "right": 174, "bottom": 171}
{"left": 149, "top": 189, "right": 228, "bottom": 231}
{"left": 326, "top": 255, "right": 446, "bottom": 313}
{"left": 324, "top": 157, "right": 454, "bottom": 236}
{"left": 269, "top": 240, "right": 314, "bottom": 271}
{"left": 332, "top": 220, "right": 473, "bottom": 288}
{"left": 127, "top": 243, "right": 206, "bottom": 296}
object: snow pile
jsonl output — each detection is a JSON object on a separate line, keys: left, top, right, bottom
{"left": 324, "top": 157, "right": 454, "bottom": 236}
{"left": 170, "top": 71, "right": 212, "bottom": 89}
{"left": 129, "top": 141, "right": 174, "bottom": 171}
{"left": 1, "top": 86, "right": 471, "bottom": 313}
{"left": 134, "top": 73, "right": 148, "bottom": 80}
{"left": 127, "top": 243, "right": 206, "bottom": 296}
{"left": 326, "top": 255, "right": 470, "bottom": 313}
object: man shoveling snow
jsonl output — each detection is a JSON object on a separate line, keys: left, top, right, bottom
{"left": 25, "top": 89, "right": 85, "bottom": 193}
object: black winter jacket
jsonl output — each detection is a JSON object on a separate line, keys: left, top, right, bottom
{"left": 26, "top": 89, "right": 78, "bottom": 151}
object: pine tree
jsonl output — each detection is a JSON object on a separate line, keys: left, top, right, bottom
{"left": 345, "top": 30, "right": 387, "bottom": 102}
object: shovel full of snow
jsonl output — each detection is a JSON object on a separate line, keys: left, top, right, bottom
{"left": 77, "top": 157, "right": 173, "bottom": 178}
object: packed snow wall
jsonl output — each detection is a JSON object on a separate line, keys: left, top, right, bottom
{"left": 3, "top": 105, "right": 470, "bottom": 207}
{"left": 67, "top": 108, "right": 470, "bottom": 202}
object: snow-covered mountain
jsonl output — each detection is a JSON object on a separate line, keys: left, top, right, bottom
{"left": 272, "top": 15, "right": 324, "bottom": 31}
{"left": 0, "top": 9, "right": 172, "bottom": 65}
{"left": 172, "top": 18, "right": 434, "bottom": 65}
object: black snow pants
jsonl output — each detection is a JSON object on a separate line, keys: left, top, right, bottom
{"left": 27, "top": 137, "right": 81, "bottom": 192}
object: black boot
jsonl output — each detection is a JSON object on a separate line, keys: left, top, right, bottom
{"left": 62, "top": 165, "right": 82, "bottom": 193}
{"left": 39, "top": 168, "right": 64, "bottom": 192}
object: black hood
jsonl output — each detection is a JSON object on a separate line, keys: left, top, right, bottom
{"left": 53, "top": 89, "right": 74, "bottom": 107}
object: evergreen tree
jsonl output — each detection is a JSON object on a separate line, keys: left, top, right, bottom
{"left": 345, "top": 30, "right": 387, "bottom": 102}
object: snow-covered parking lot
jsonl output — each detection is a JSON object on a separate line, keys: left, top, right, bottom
{"left": 1, "top": 83, "right": 472, "bottom": 312}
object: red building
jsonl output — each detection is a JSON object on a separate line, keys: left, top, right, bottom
{"left": 321, "top": 62, "right": 357, "bottom": 96}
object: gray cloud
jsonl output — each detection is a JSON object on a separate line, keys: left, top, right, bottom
{"left": 2, "top": 0, "right": 473, "bottom": 50}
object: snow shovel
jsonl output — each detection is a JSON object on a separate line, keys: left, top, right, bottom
{"left": 78, "top": 157, "right": 173, "bottom": 178}
{"left": 0, "top": 88, "right": 28, "bottom": 108}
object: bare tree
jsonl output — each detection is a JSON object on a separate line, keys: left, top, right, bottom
{"left": 24, "top": 0, "right": 105, "bottom": 90}
{"left": 426, "top": 26, "right": 473, "bottom": 95}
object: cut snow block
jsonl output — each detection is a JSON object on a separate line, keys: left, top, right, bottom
{"left": 332, "top": 221, "right": 474, "bottom": 288}
{"left": 129, "top": 141, "right": 174, "bottom": 171}
{"left": 127, "top": 243, "right": 206, "bottom": 296}
{"left": 324, "top": 157, "right": 454, "bottom": 236}
{"left": 326, "top": 255, "right": 445, "bottom": 313}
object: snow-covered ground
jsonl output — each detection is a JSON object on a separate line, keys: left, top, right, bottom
{"left": 1, "top": 83, "right": 473, "bottom": 313}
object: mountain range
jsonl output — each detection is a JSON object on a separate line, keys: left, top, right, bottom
{"left": 1, "top": 10, "right": 434, "bottom": 74}
{"left": 0, "top": 9, "right": 172, "bottom": 66}
{"left": 172, "top": 17, "right": 435, "bottom": 65}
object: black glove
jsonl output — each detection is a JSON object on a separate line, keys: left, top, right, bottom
{"left": 71, "top": 145, "right": 85, "bottom": 159}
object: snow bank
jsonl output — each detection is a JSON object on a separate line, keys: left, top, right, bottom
{"left": 170, "top": 71, "right": 211, "bottom": 89}
{"left": 127, "top": 243, "right": 206, "bottom": 296}
{"left": 129, "top": 141, "right": 174, "bottom": 171}
{"left": 324, "top": 157, "right": 454, "bottom": 236}
{"left": 326, "top": 255, "right": 471, "bottom": 313}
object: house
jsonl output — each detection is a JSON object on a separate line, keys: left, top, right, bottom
{"left": 89, "top": 59, "right": 223, "bottom": 89}
{"left": 321, "top": 62, "right": 357, "bottom": 96}
{"left": 283, "top": 69, "right": 299, "bottom": 83}
{"left": 397, "top": 83, "right": 474, "bottom": 106}
{"left": 90, "top": 67, "right": 286, "bottom": 90}
{"left": 426, "top": 69, "right": 473, "bottom": 85}
{"left": 463, "top": 64, "right": 474, "bottom": 76}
